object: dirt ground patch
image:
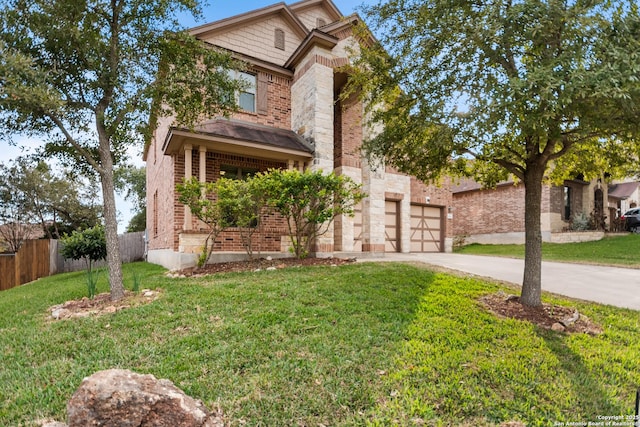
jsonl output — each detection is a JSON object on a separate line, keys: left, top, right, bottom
{"left": 173, "top": 256, "right": 357, "bottom": 277}
{"left": 480, "top": 291, "right": 603, "bottom": 334}
{"left": 49, "top": 289, "right": 161, "bottom": 320}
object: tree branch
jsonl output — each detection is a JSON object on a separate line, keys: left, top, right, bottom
{"left": 46, "top": 112, "right": 104, "bottom": 174}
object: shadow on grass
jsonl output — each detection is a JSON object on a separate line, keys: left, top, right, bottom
{"left": 538, "top": 330, "right": 627, "bottom": 417}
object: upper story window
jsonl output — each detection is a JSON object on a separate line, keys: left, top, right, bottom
{"left": 227, "top": 70, "right": 256, "bottom": 113}
{"left": 316, "top": 18, "right": 326, "bottom": 27}
{"left": 274, "top": 28, "right": 285, "bottom": 50}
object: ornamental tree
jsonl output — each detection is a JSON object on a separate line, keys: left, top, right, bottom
{"left": 60, "top": 225, "right": 107, "bottom": 299}
{"left": 259, "top": 169, "right": 365, "bottom": 259}
{"left": 352, "top": 0, "right": 640, "bottom": 307}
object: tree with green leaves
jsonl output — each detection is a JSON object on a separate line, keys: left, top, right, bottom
{"left": 215, "top": 177, "right": 265, "bottom": 259}
{"left": 177, "top": 177, "right": 233, "bottom": 267}
{"left": 60, "top": 225, "right": 107, "bottom": 299}
{"left": 0, "top": 157, "right": 101, "bottom": 244}
{"left": 0, "top": 0, "right": 244, "bottom": 301}
{"left": 259, "top": 169, "right": 365, "bottom": 259}
{"left": 352, "top": 0, "right": 640, "bottom": 307}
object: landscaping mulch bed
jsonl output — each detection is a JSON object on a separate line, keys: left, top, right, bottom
{"left": 175, "top": 256, "right": 357, "bottom": 277}
{"left": 480, "top": 291, "right": 603, "bottom": 335}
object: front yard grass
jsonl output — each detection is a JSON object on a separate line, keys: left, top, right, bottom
{"left": 1, "top": 261, "right": 639, "bottom": 426}
{"left": 456, "top": 233, "right": 640, "bottom": 267}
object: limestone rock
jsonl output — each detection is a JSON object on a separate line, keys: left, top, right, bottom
{"left": 67, "top": 369, "right": 223, "bottom": 427}
{"left": 551, "top": 322, "right": 566, "bottom": 332}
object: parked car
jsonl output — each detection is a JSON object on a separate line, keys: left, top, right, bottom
{"left": 621, "top": 208, "right": 640, "bottom": 232}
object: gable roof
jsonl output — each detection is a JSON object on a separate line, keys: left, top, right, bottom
{"left": 608, "top": 181, "right": 639, "bottom": 199}
{"left": 189, "top": 3, "right": 309, "bottom": 40}
{"left": 284, "top": 29, "right": 339, "bottom": 69}
{"left": 288, "top": 0, "right": 342, "bottom": 22}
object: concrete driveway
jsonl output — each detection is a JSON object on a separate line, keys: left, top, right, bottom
{"left": 360, "top": 253, "right": 640, "bottom": 311}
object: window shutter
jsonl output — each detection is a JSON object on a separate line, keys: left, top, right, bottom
{"left": 257, "top": 72, "right": 268, "bottom": 115}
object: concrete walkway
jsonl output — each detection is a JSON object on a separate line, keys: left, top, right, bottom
{"left": 359, "top": 253, "right": 640, "bottom": 311}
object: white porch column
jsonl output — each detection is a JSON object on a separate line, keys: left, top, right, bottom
{"left": 183, "top": 144, "right": 193, "bottom": 230}
{"left": 199, "top": 146, "right": 207, "bottom": 184}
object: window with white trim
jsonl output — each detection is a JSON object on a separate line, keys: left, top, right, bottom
{"left": 227, "top": 70, "right": 256, "bottom": 113}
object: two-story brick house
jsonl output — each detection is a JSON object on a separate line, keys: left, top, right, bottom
{"left": 145, "top": 0, "right": 453, "bottom": 269}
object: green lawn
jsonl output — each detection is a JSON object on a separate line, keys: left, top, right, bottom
{"left": 1, "top": 262, "right": 639, "bottom": 426}
{"left": 456, "top": 234, "right": 640, "bottom": 267}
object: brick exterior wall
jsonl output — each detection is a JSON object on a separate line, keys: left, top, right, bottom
{"left": 453, "top": 184, "right": 526, "bottom": 237}
{"left": 334, "top": 92, "right": 363, "bottom": 169}
{"left": 147, "top": 115, "right": 178, "bottom": 252}
{"left": 234, "top": 71, "right": 292, "bottom": 129}
{"left": 174, "top": 150, "right": 287, "bottom": 252}
{"left": 452, "top": 180, "right": 592, "bottom": 240}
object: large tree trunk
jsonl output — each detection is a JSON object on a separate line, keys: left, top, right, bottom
{"left": 98, "top": 138, "right": 125, "bottom": 302}
{"left": 521, "top": 167, "right": 545, "bottom": 307}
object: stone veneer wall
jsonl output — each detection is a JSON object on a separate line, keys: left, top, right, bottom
{"left": 291, "top": 49, "right": 335, "bottom": 253}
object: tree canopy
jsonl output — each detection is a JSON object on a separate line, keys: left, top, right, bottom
{"left": 0, "top": 0, "right": 244, "bottom": 300}
{"left": 353, "top": 0, "right": 640, "bottom": 306}
{"left": 0, "top": 157, "right": 102, "bottom": 247}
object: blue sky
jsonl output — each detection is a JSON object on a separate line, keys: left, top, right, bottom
{"left": 1, "top": 0, "right": 372, "bottom": 230}
{"left": 190, "top": 1, "right": 368, "bottom": 27}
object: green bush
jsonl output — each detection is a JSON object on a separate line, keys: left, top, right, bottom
{"left": 60, "top": 225, "right": 107, "bottom": 298}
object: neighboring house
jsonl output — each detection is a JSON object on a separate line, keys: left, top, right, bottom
{"left": 452, "top": 178, "right": 607, "bottom": 244}
{"left": 608, "top": 180, "right": 639, "bottom": 228}
{"left": 145, "top": 0, "right": 453, "bottom": 270}
{"left": 0, "top": 222, "right": 44, "bottom": 253}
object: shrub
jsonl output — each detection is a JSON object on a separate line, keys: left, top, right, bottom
{"left": 60, "top": 225, "right": 107, "bottom": 298}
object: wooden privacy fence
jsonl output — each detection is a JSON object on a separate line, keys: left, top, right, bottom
{"left": 0, "top": 232, "right": 145, "bottom": 291}
{"left": 50, "top": 231, "right": 146, "bottom": 274}
{"left": 0, "top": 239, "right": 50, "bottom": 291}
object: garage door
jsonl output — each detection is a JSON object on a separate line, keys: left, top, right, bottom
{"left": 410, "top": 204, "right": 442, "bottom": 252}
{"left": 385, "top": 200, "right": 399, "bottom": 252}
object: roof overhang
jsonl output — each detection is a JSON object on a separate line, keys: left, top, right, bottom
{"left": 608, "top": 181, "right": 639, "bottom": 200}
{"left": 162, "top": 120, "right": 313, "bottom": 163}
{"left": 289, "top": 0, "right": 342, "bottom": 22}
{"left": 189, "top": 3, "right": 309, "bottom": 40}
{"left": 284, "top": 29, "right": 338, "bottom": 69}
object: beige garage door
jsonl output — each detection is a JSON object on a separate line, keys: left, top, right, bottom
{"left": 410, "top": 204, "right": 443, "bottom": 252}
{"left": 385, "top": 200, "right": 399, "bottom": 252}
